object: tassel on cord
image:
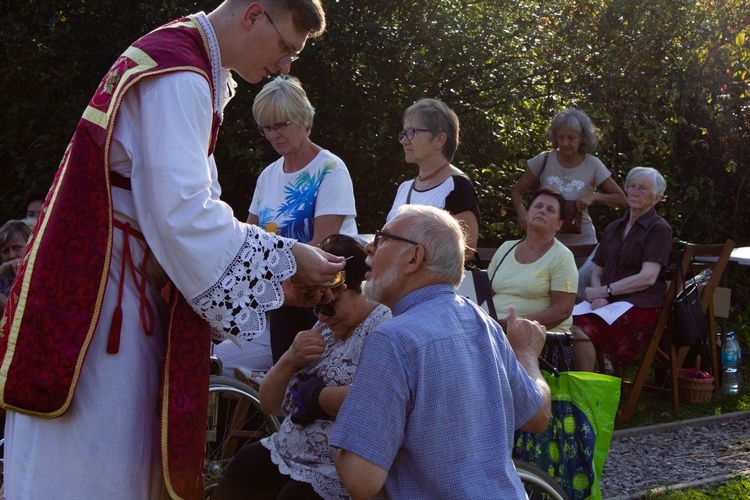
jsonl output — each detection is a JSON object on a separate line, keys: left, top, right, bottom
{"left": 107, "top": 223, "right": 132, "bottom": 354}
{"left": 107, "top": 306, "right": 123, "bottom": 354}
{"left": 108, "top": 219, "right": 155, "bottom": 353}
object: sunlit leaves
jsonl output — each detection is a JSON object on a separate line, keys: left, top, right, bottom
{"left": 1, "top": 0, "right": 748, "bottom": 245}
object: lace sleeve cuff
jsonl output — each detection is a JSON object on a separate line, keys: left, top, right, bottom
{"left": 191, "top": 227, "right": 297, "bottom": 341}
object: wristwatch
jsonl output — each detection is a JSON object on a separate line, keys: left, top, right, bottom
{"left": 606, "top": 284, "right": 613, "bottom": 298}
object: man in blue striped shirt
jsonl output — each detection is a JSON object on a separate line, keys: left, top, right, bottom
{"left": 331, "top": 204, "right": 551, "bottom": 498}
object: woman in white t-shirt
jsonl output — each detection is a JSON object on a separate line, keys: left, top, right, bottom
{"left": 248, "top": 75, "right": 357, "bottom": 244}
{"left": 235, "top": 75, "right": 358, "bottom": 365}
{"left": 511, "top": 108, "right": 626, "bottom": 247}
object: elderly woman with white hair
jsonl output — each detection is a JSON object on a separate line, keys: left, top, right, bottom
{"left": 511, "top": 108, "right": 626, "bottom": 247}
{"left": 571, "top": 167, "right": 672, "bottom": 372}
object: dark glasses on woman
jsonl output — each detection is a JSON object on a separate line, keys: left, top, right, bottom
{"left": 311, "top": 301, "right": 336, "bottom": 317}
{"left": 311, "top": 288, "right": 348, "bottom": 317}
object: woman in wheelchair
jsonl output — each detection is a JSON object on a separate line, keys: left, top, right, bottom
{"left": 487, "top": 189, "right": 578, "bottom": 336}
{"left": 211, "top": 234, "right": 391, "bottom": 499}
{"left": 571, "top": 167, "right": 672, "bottom": 372}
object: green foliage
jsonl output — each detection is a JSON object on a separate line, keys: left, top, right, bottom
{"left": 645, "top": 475, "right": 750, "bottom": 499}
{"left": 0, "top": 0, "right": 205, "bottom": 215}
{"left": 1, "top": 0, "right": 749, "bottom": 248}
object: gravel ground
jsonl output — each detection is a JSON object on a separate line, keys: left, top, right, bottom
{"left": 600, "top": 411, "right": 750, "bottom": 499}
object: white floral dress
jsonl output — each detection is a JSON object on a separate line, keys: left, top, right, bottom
{"left": 263, "top": 304, "right": 392, "bottom": 499}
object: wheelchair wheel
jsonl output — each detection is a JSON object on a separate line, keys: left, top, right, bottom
{"left": 205, "top": 375, "right": 280, "bottom": 492}
{"left": 514, "top": 459, "right": 569, "bottom": 500}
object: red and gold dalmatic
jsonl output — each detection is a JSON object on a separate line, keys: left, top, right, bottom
{"left": 0, "top": 15, "right": 221, "bottom": 500}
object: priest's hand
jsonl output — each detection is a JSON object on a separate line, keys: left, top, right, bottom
{"left": 290, "top": 243, "right": 345, "bottom": 288}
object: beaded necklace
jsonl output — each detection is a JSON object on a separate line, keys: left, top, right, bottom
{"left": 417, "top": 162, "right": 450, "bottom": 182}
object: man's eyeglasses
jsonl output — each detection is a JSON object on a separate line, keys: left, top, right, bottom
{"left": 265, "top": 12, "right": 300, "bottom": 65}
{"left": 373, "top": 229, "right": 420, "bottom": 248}
{"left": 258, "top": 120, "right": 292, "bottom": 135}
{"left": 398, "top": 128, "right": 432, "bottom": 141}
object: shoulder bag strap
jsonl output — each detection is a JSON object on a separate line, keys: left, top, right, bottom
{"left": 465, "top": 251, "right": 484, "bottom": 270}
{"left": 539, "top": 152, "right": 550, "bottom": 177}
{"left": 490, "top": 240, "right": 523, "bottom": 284}
{"left": 534, "top": 152, "right": 549, "bottom": 191}
{"left": 406, "top": 180, "right": 416, "bottom": 204}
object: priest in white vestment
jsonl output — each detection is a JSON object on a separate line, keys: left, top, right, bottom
{"left": 2, "top": 2, "right": 338, "bottom": 499}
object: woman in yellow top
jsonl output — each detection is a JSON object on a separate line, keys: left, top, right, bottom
{"left": 488, "top": 189, "right": 578, "bottom": 333}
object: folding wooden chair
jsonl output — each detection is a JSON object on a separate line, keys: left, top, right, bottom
{"left": 672, "top": 240, "right": 736, "bottom": 392}
{"left": 619, "top": 246, "right": 694, "bottom": 422}
{"left": 600, "top": 240, "right": 736, "bottom": 421}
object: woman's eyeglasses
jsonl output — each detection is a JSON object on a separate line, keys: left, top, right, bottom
{"left": 311, "top": 301, "right": 336, "bottom": 317}
{"left": 311, "top": 288, "right": 348, "bottom": 317}
{"left": 556, "top": 133, "right": 581, "bottom": 143}
{"left": 398, "top": 127, "right": 432, "bottom": 141}
{"left": 258, "top": 120, "right": 292, "bottom": 135}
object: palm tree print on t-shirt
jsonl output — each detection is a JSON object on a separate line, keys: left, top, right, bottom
{"left": 258, "top": 162, "right": 335, "bottom": 242}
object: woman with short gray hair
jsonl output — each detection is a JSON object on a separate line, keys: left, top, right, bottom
{"left": 625, "top": 166, "right": 667, "bottom": 197}
{"left": 511, "top": 108, "right": 627, "bottom": 247}
{"left": 387, "top": 98, "right": 481, "bottom": 261}
{"left": 249, "top": 74, "right": 357, "bottom": 244}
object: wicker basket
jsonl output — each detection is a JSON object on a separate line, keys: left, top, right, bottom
{"left": 677, "top": 369, "right": 715, "bottom": 404}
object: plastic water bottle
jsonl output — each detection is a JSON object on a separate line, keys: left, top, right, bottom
{"left": 721, "top": 332, "right": 743, "bottom": 395}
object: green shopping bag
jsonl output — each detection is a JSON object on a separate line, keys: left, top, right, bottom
{"left": 513, "top": 371, "right": 621, "bottom": 500}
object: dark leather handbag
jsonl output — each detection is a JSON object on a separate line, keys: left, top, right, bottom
{"left": 673, "top": 254, "right": 706, "bottom": 347}
{"left": 540, "top": 332, "right": 573, "bottom": 374}
{"left": 560, "top": 200, "right": 583, "bottom": 234}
